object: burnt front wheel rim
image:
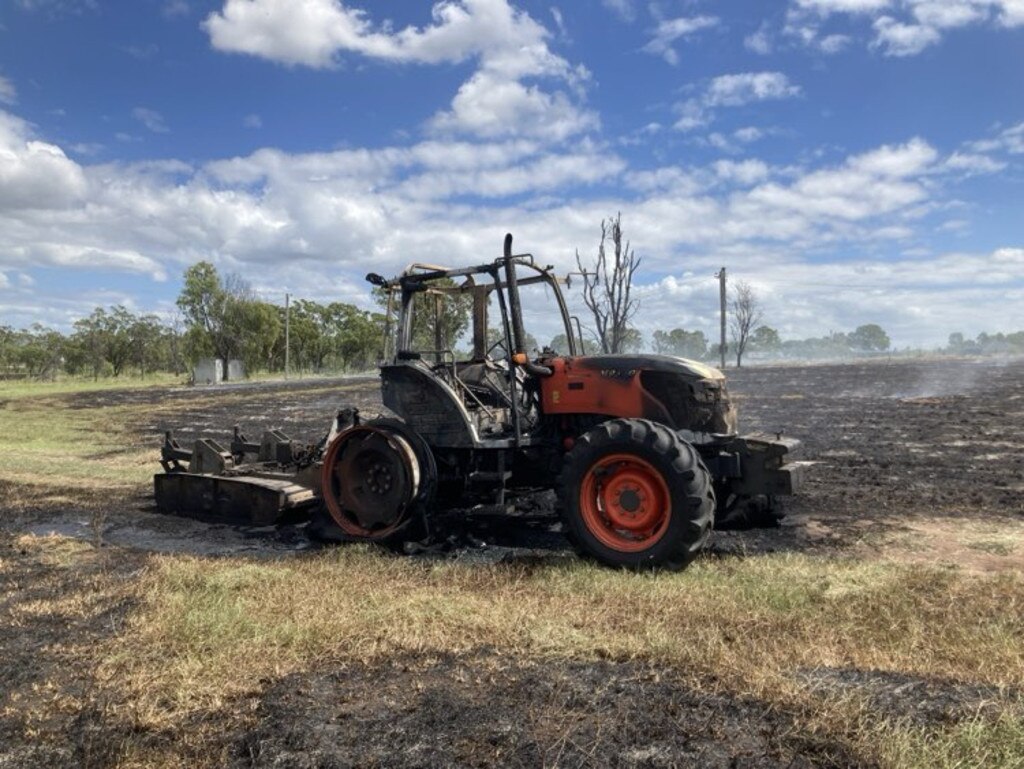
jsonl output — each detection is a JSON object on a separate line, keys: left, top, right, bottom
{"left": 579, "top": 453, "right": 672, "bottom": 552}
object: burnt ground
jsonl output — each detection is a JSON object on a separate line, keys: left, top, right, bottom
{"left": 2, "top": 357, "right": 1023, "bottom": 768}
{"left": 235, "top": 651, "right": 862, "bottom": 769}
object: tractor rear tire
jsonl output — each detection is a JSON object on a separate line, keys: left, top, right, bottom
{"left": 320, "top": 418, "right": 435, "bottom": 544}
{"left": 558, "top": 418, "right": 715, "bottom": 571}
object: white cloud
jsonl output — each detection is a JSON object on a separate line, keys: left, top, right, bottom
{"left": 942, "top": 151, "right": 1006, "bottom": 174}
{"left": 871, "top": 15, "right": 942, "bottom": 54}
{"left": 0, "top": 75, "right": 16, "bottom": 106}
{"left": 911, "top": 0, "right": 987, "bottom": 28}
{"left": 998, "top": 0, "right": 1024, "bottom": 25}
{"left": 788, "top": 0, "right": 1024, "bottom": 55}
{"left": 819, "top": 33, "right": 852, "bottom": 51}
{"left": 796, "top": 0, "right": 891, "bottom": 13}
{"left": 674, "top": 72, "right": 801, "bottom": 132}
{"left": 705, "top": 72, "right": 802, "bottom": 107}
{"left": 601, "top": 0, "right": 635, "bottom": 22}
{"left": 243, "top": 113, "right": 263, "bottom": 129}
{"left": 713, "top": 159, "right": 770, "bottom": 185}
{"left": 636, "top": 246, "right": 1024, "bottom": 348}
{"left": 0, "top": 112, "right": 88, "bottom": 210}
{"left": 641, "top": 15, "right": 718, "bottom": 65}
{"left": 132, "top": 107, "right": 170, "bottom": 134}
{"left": 744, "top": 23, "right": 773, "bottom": 53}
{"left": 204, "top": 0, "right": 593, "bottom": 143}
{"left": 2, "top": 99, "right": 1016, "bottom": 346}
{"left": 969, "top": 121, "right": 1024, "bottom": 154}
{"left": 429, "top": 70, "right": 597, "bottom": 141}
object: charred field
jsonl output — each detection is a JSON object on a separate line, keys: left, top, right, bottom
{"left": 1, "top": 356, "right": 1022, "bottom": 768}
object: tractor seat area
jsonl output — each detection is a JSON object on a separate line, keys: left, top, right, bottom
{"left": 451, "top": 358, "right": 515, "bottom": 409}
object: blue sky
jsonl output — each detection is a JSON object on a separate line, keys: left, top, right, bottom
{"left": 0, "top": 0, "right": 1021, "bottom": 347}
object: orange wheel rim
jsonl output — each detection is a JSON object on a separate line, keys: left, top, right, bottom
{"left": 579, "top": 453, "right": 671, "bottom": 552}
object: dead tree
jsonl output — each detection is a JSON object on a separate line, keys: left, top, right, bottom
{"left": 730, "top": 280, "right": 763, "bottom": 368}
{"left": 575, "top": 213, "right": 641, "bottom": 354}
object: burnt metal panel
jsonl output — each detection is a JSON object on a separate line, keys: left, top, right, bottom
{"left": 154, "top": 473, "right": 316, "bottom": 525}
{"left": 380, "top": 361, "right": 478, "bottom": 447}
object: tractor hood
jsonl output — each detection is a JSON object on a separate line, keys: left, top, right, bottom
{"left": 574, "top": 354, "right": 726, "bottom": 382}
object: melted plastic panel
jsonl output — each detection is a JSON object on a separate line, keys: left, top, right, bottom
{"left": 640, "top": 370, "right": 737, "bottom": 435}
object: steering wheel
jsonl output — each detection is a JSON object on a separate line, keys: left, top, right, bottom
{"left": 486, "top": 337, "right": 508, "bottom": 360}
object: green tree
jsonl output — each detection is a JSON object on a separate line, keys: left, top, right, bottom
{"left": 235, "top": 301, "right": 281, "bottom": 373}
{"left": 374, "top": 280, "right": 472, "bottom": 358}
{"left": 128, "top": 313, "right": 166, "bottom": 377}
{"left": 177, "top": 262, "right": 280, "bottom": 380}
{"left": 548, "top": 333, "right": 598, "bottom": 356}
{"left": 749, "top": 326, "right": 781, "bottom": 352}
{"left": 15, "top": 324, "right": 65, "bottom": 379}
{"left": 849, "top": 323, "right": 891, "bottom": 352}
{"left": 652, "top": 328, "right": 708, "bottom": 359}
{"left": 177, "top": 262, "right": 240, "bottom": 375}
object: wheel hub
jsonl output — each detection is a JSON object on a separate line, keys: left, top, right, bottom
{"left": 580, "top": 453, "right": 672, "bottom": 552}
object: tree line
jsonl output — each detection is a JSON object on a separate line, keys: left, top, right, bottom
{"left": 0, "top": 262, "right": 387, "bottom": 381}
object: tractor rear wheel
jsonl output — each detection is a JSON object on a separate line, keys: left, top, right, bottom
{"left": 320, "top": 420, "right": 435, "bottom": 542}
{"left": 558, "top": 418, "right": 715, "bottom": 570}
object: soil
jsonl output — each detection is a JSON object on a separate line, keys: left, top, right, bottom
{"left": 3, "top": 356, "right": 1023, "bottom": 768}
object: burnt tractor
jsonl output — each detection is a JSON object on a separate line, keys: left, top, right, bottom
{"left": 156, "top": 235, "right": 805, "bottom": 569}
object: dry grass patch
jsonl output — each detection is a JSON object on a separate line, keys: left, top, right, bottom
{"left": 89, "top": 547, "right": 1023, "bottom": 767}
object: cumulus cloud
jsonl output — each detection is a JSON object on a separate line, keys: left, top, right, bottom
{"left": 706, "top": 72, "right": 802, "bottom": 106}
{"left": 675, "top": 72, "right": 801, "bottom": 131}
{"left": 641, "top": 15, "right": 718, "bottom": 65}
{"left": 942, "top": 151, "right": 1006, "bottom": 174}
{"left": 787, "top": 0, "right": 1024, "bottom": 55}
{"left": 796, "top": 0, "right": 891, "bottom": 14}
{"left": 203, "top": 0, "right": 594, "bottom": 142}
{"left": 712, "top": 159, "right": 770, "bottom": 185}
{"left": 0, "top": 112, "right": 88, "bottom": 210}
{"left": 3, "top": 95, "right": 1015, "bottom": 346}
{"left": 871, "top": 15, "right": 942, "bottom": 54}
{"left": 968, "top": 121, "right": 1024, "bottom": 154}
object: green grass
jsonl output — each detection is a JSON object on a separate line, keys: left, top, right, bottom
{"left": 0, "top": 393, "right": 153, "bottom": 499}
{"left": 0, "top": 372, "right": 185, "bottom": 401}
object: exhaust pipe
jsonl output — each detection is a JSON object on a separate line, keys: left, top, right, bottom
{"left": 503, "top": 233, "right": 551, "bottom": 377}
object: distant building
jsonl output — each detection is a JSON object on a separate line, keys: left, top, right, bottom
{"left": 193, "top": 358, "right": 223, "bottom": 385}
{"left": 192, "top": 358, "right": 245, "bottom": 385}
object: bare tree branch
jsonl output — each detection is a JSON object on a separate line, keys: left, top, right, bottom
{"left": 729, "top": 280, "right": 763, "bottom": 368}
{"left": 576, "top": 212, "right": 641, "bottom": 354}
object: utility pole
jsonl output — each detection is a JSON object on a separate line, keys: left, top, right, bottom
{"left": 715, "top": 267, "right": 727, "bottom": 369}
{"left": 284, "top": 292, "right": 290, "bottom": 380}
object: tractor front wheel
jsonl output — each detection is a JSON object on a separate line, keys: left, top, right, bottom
{"left": 558, "top": 419, "right": 715, "bottom": 570}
